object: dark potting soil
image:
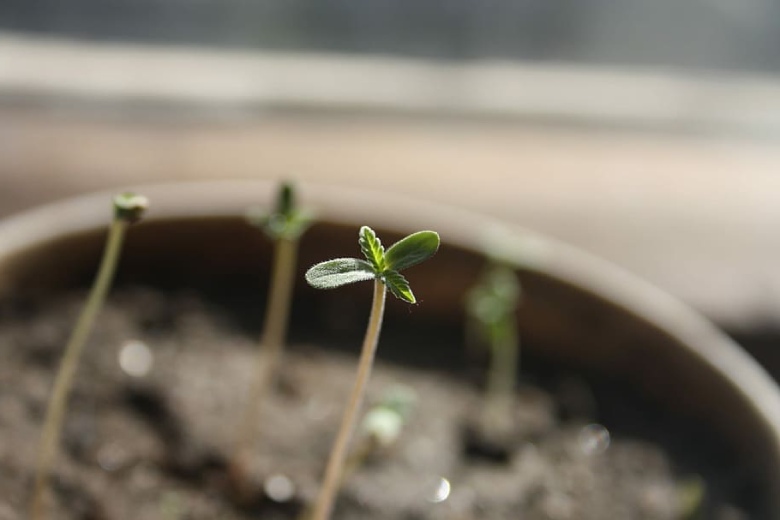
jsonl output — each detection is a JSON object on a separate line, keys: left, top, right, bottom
{"left": 0, "top": 288, "right": 753, "bottom": 519}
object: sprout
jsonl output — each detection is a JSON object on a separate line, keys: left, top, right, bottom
{"left": 465, "top": 263, "right": 521, "bottom": 439}
{"left": 305, "top": 226, "right": 439, "bottom": 520}
{"left": 298, "top": 385, "right": 417, "bottom": 520}
{"left": 230, "top": 182, "right": 313, "bottom": 495}
{"left": 29, "top": 193, "right": 147, "bottom": 520}
{"left": 676, "top": 475, "right": 706, "bottom": 520}
{"left": 360, "top": 384, "right": 417, "bottom": 450}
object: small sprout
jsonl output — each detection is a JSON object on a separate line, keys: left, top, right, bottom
{"left": 113, "top": 192, "right": 149, "bottom": 223}
{"left": 361, "top": 385, "right": 417, "bottom": 449}
{"left": 305, "top": 226, "right": 439, "bottom": 520}
{"left": 230, "top": 182, "right": 313, "bottom": 495}
{"left": 299, "top": 386, "right": 417, "bottom": 520}
{"left": 245, "top": 182, "right": 313, "bottom": 241}
{"left": 29, "top": 193, "right": 147, "bottom": 520}
{"left": 306, "top": 226, "right": 439, "bottom": 304}
{"left": 465, "top": 263, "right": 521, "bottom": 439}
{"left": 676, "top": 475, "right": 706, "bottom": 520}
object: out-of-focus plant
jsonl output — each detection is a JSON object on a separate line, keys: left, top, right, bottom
{"left": 465, "top": 263, "right": 521, "bottom": 439}
{"left": 29, "top": 193, "right": 148, "bottom": 520}
{"left": 230, "top": 182, "right": 313, "bottom": 493}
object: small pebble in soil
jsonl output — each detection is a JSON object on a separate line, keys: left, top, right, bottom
{"left": 118, "top": 339, "right": 154, "bottom": 377}
{"left": 264, "top": 473, "right": 296, "bottom": 503}
{"left": 578, "top": 423, "right": 610, "bottom": 456}
{"left": 97, "top": 442, "right": 132, "bottom": 473}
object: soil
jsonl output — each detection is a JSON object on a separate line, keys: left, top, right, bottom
{"left": 0, "top": 288, "right": 753, "bottom": 520}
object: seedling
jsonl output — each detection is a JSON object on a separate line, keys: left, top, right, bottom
{"left": 230, "top": 182, "right": 313, "bottom": 490}
{"left": 29, "top": 193, "right": 148, "bottom": 520}
{"left": 298, "top": 385, "right": 417, "bottom": 520}
{"left": 345, "top": 384, "right": 417, "bottom": 477}
{"left": 465, "top": 263, "right": 521, "bottom": 439}
{"left": 305, "top": 226, "right": 439, "bottom": 520}
{"left": 677, "top": 475, "right": 706, "bottom": 520}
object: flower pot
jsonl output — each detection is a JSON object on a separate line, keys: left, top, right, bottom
{"left": 1, "top": 180, "right": 779, "bottom": 518}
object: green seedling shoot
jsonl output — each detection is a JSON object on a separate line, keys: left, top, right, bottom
{"left": 298, "top": 385, "right": 417, "bottom": 520}
{"left": 305, "top": 226, "right": 439, "bottom": 520}
{"left": 231, "top": 182, "right": 313, "bottom": 489}
{"left": 465, "top": 263, "right": 521, "bottom": 438}
{"left": 676, "top": 475, "right": 706, "bottom": 520}
{"left": 29, "top": 193, "right": 148, "bottom": 520}
{"left": 345, "top": 384, "right": 416, "bottom": 477}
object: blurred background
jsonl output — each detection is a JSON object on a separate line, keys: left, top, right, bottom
{"left": 1, "top": 0, "right": 780, "bottom": 369}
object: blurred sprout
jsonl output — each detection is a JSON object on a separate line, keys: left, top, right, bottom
{"left": 231, "top": 182, "right": 313, "bottom": 496}
{"left": 246, "top": 182, "right": 313, "bottom": 241}
{"left": 30, "top": 193, "right": 147, "bottom": 520}
{"left": 361, "top": 385, "right": 417, "bottom": 448}
{"left": 676, "top": 475, "right": 706, "bottom": 520}
{"left": 465, "top": 263, "right": 521, "bottom": 437}
{"left": 299, "top": 385, "right": 418, "bottom": 520}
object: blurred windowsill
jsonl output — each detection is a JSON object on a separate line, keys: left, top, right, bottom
{"left": 2, "top": 33, "right": 780, "bottom": 335}
{"left": 2, "top": 31, "right": 780, "bottom": 136}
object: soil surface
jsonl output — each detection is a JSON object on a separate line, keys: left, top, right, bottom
{"left": 0, "top": 289, "right": 752, "bottom": 519}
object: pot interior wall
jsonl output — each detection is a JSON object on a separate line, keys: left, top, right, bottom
{"left": 1, "top": 216, "right": 778, "bottom": 516}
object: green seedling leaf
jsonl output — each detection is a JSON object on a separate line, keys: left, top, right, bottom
{"left": 383, "top": 270, "right": 415, "bottom": 303}
{"left": 277, "top": 182, "right": 294, "bottom": 216}
{"left": 377, "top": 385, "right": 417, "bottom": 420}
{"left": 361, "top": 385, "right": 417, "bottom": 451}
{"left": 384, "top": 230, "right": 440, "bottom": 272}
{"left": 359, "top": 226, "right": 385, "bottom": 272}
{"left": 247, "top": 182, "right": 313, "bottom": 241}
{"left": 113, "top": 192, "right": 149, "bottom": 223}
{"left": 467, "top": 265, "right": 520, "bottom": 327}
{"left": 305, "top": 258, "right": 376, "bottom": 289}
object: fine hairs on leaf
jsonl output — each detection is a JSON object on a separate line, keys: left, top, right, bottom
{"left": 305, "top": 258, "right": 375, "bottom": 289}
{"left": 29, "top": 193, "right": 148, "bottom": 520}
{"left": 230, "top": 182, "right": 313, "bottom": 497}
{"left": 305, "top": 226, "right": 439, "bottom": 520}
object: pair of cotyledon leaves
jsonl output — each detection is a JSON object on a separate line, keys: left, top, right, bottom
{"left": 305, "top": 226, "right": 440, "bottom": 304}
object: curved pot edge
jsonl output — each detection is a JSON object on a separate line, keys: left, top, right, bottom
{"left": 1, "top": 178, "right": 779, "bottom": 508}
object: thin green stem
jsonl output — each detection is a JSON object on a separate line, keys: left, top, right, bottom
{"left": 311, "top": 279, "right": 386, "bottom": 520}
{"left": 483, "top": 320, "right": 519, "bottom": 434}
{"left": 29, "top": 219, "right": 129, "bottom": 520}
{"left": 231, "top": 237, "right": 298, "bottom": 487}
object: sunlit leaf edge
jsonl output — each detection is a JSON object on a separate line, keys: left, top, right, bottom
{"left": 359, "top": 226, "right": 385, "bottom": 272}
{"left": 305, "top": 258, "right": 376, "bottom": 289}
{"left": 383, "top": 270, "right": 416, "bottom": 304}
{"left": 384, "top": 230, "right": 440, "bottom": 272}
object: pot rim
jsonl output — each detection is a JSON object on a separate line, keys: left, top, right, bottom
{"left": 2, "top": 179, "right": 779, "bottom": 500}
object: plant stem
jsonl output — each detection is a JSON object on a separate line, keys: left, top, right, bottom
{"left": 483, "top": 320, "right": 519, "bottom": 434}
{"left": 311, "top": 279, "right": 386, "bottom": 520}
{"left": 297, "top": 435, "right": 378, "bottom": 520}
{"left": 231, "top": 237, "right": 298, "bottom": 486}
{"left": 29, "top": 218, "right": 129, "bottom": 520}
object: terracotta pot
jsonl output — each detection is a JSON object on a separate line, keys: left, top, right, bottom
{"left": 1, "top": 180, "right": 779, "bottom": 516}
